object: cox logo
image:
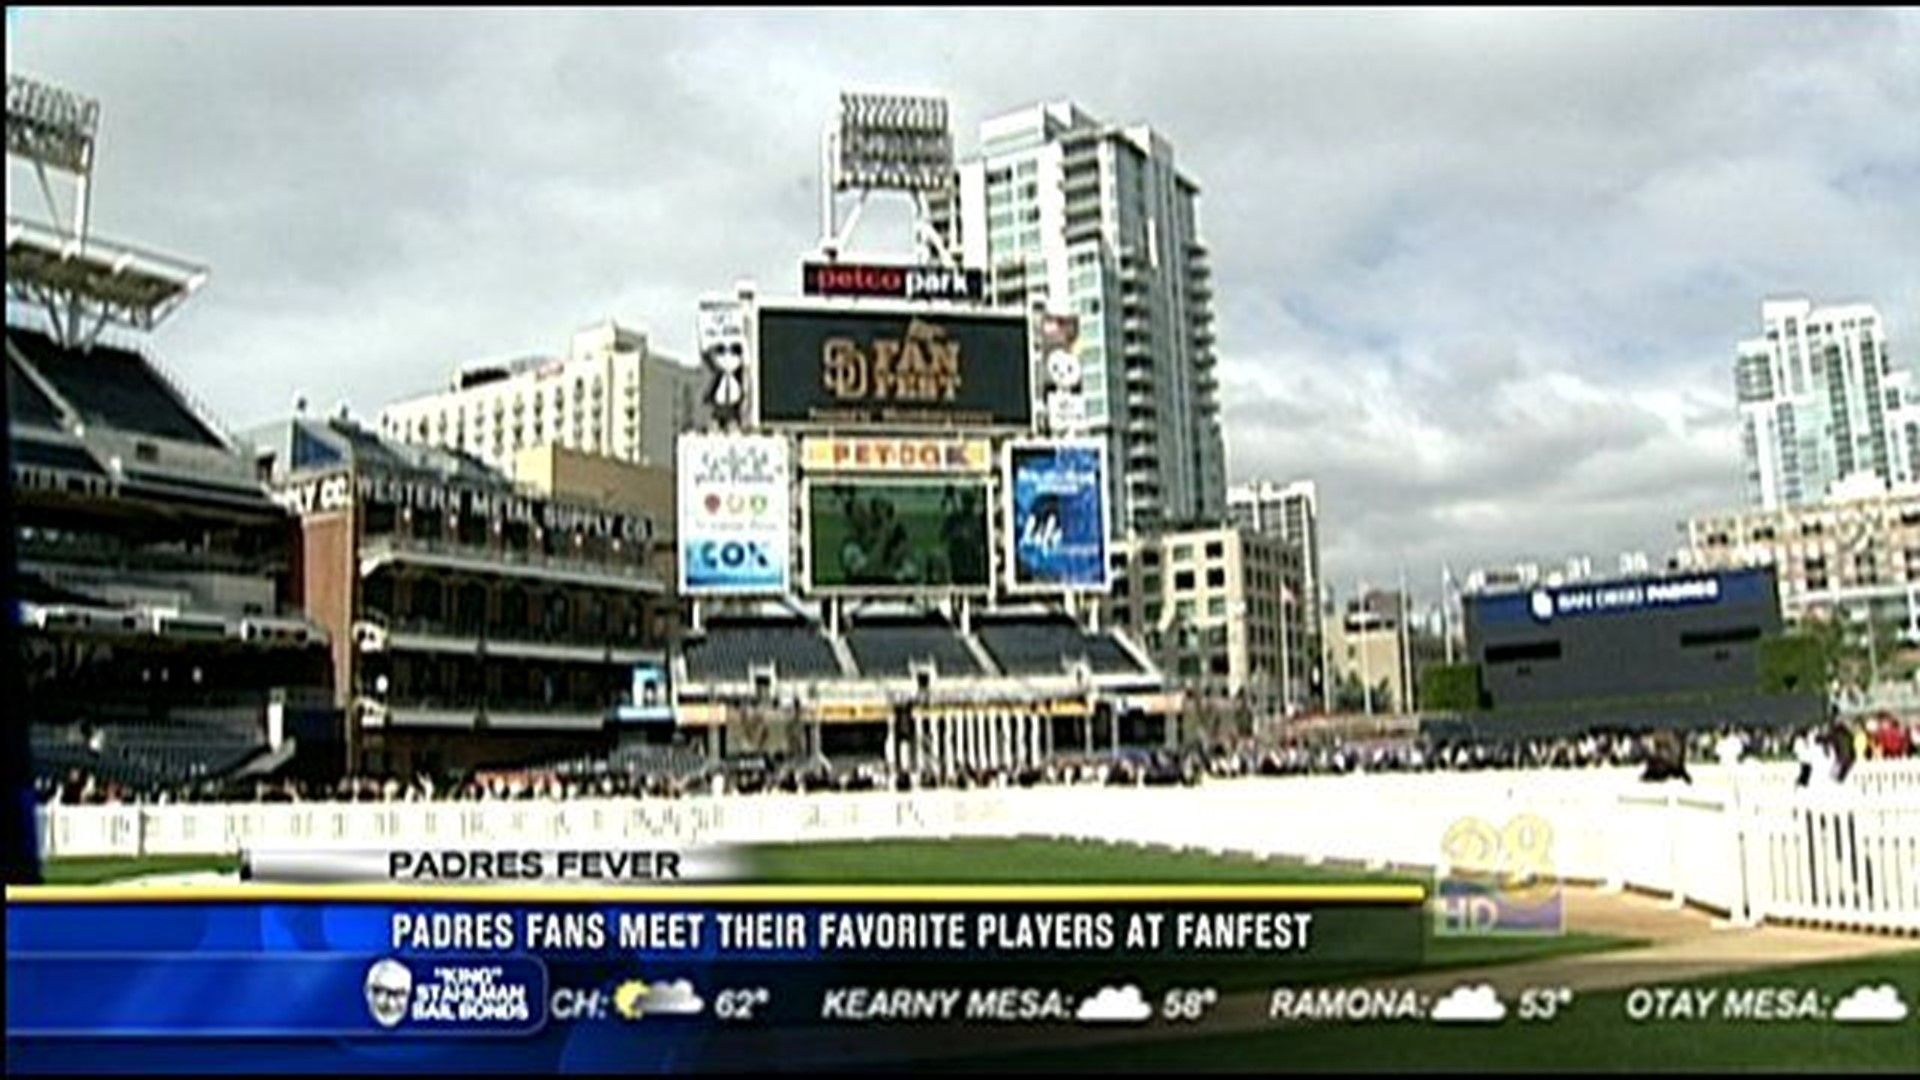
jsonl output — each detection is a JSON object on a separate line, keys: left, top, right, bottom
{"left": 690, "top": 541, "right": 778, "bottom": 583}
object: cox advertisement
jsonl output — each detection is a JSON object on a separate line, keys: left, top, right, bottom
{"left": 806, "top": 481, "right": 992, "bottom": 594}
{"left": 678, "top": 434, "right": 791, "bottom": 595}
{"left": 1007, "top": 440, "right": 1111, "bottom": 593}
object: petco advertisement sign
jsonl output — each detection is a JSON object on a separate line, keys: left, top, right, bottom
{"left": 677, "top": 434, "right": 791, "bottom": 595}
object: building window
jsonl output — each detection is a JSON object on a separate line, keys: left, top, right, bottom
{"left": 1206, "top": 568, "right": 1226, "bottom": 588}
{"left": 1175, "top": 570, "right": 1195, "bottom": 591}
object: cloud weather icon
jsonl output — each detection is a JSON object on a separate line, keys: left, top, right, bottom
{"left": 613, "top": 978, "right": 706, "bottom": 1020}
{"left": 1831, "top": 985, "right": 1909, "bottom": 1023}
{"left": 1430, "top": 984, "right": 1507, "bottom": 1023}
{"left": 1076, "top": 985, "right": 1152, "bottom": 1024}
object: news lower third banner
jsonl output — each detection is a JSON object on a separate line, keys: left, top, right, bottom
{"left": 5, "top": 885, "right": 1423, "bottom": 1073}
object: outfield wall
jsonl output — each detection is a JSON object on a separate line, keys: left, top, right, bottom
{"left": 36, "top": 762, "right": 1920, "bottom": 933}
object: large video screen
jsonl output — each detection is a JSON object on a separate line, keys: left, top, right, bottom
{"left": 806, "top": 481, "right": 992, "bottom": 592}
{"left": 757, "top": 305, "right": 1032, "bottom": 429}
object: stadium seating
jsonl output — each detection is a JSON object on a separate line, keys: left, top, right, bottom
{"left": 975, "top": 614, "right": 1144, "bottom": 676}
{"left": 681, "top": 618, "right": 843, "bottom": 681}
{"left": 11, "top": 438, "right": 107, "bottom": 478}
{"left": 7, "top": 329, "right": 223, "bottom": 447}
{"left": 8, "top": 355, "right": 67, "bottom": 429}
{"left": 844, "top": 617, "right": 983, "bottom": 677}
{"left": 605, "top": 741, "right": 711, "bottom": 779}
{"left": 30, "top": 722, "right": 266, "bottom": 789}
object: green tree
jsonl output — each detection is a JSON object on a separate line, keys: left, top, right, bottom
{"left": 1418, "top": 662, "right": 1485, "bottom": 711}
{"left": 1332, "top": 671, "right": 1391, "bottom": 714}
{"left": 1757, "top": 630, "right": 1834, "bottom": 696}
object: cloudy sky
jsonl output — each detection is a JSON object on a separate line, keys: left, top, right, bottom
{"left": 9, "top": 9, "right": 1918, "bottom": 600}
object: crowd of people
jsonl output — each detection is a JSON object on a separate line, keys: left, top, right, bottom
{"left": 32, "top": 715, "right": 1919, "bottom": 807}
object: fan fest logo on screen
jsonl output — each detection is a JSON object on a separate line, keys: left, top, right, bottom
{"left": 823, "top": 318, "right": 962, "bottom": 404}
{"left": 677, "top": 434, "right": 790, "bottom": 595}
{"left": 1007, "top": 440, "right": 1111, "bottom": 592}
{"left": 757, "top": 306, "right": 1032, "bottom": 428}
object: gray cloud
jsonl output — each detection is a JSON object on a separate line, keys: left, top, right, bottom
{"left": 9, "top": 9, "right": 1917, "bottom": 599}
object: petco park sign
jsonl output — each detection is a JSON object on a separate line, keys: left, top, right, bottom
{"left": 1529, "top": 577, "right": 1722, "bottom": 622}
{"left": 803, "top": 261, "right": 984, "bottom": 303}
{"left": 801, "top": 436, "right": 991, "bottom": 474}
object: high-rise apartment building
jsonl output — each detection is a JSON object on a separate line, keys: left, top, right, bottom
{"left": 1736, "top": 297, "right": 1912, "bottom": 509}
{"left": 931, "top": 101, "right": 1226, "bottom": 534}
{"left": 380, "top": 321, "right": 706, "bottom": 474}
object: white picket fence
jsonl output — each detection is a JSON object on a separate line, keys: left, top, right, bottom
{"left": 37, "top": 761, "right": 1920, "bottom": 933}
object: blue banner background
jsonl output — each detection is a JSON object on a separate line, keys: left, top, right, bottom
{"left": 1009, "top": 444, "right": 1108, "bottom": 590}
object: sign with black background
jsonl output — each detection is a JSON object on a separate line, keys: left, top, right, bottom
{"left": 802, "top": 262, "right": 986, "bottom": 303}
{"left": 757, "top": 306, "right": 1031, "bottom": 429}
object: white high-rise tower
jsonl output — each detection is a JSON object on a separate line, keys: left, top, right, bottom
{"left": 932, "top": 101, "right": 1226, "bottom": 534}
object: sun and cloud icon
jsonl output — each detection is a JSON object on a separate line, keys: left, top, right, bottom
{"left": 1831, "top": 984, "right": 1909, "bottom": 1024}
{"left": 613, "top": 978, "right": 706, "bottom": 1020}
{"left": 1430, "top": 984, "right": 1507, "bottom": 1023}
{"left": 1076, "top": 984, "right": 1152, "bottom": 1024}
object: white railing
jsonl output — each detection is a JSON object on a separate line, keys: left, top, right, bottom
{"left": 37, "top": 762, "right": 1920, "bottom": 933}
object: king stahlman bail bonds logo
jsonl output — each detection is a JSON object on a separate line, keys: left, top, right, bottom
{"left": 362, "top": 956, "right": 543, "bottom": 1031}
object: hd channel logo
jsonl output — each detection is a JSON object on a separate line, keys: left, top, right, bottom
{"left": 1434, "top": 814, "right": 1566, "bottom": 937}
{"left": 360, "top": 956, "right": 548, "bottom": 1033}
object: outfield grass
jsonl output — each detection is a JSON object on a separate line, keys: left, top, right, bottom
{"left": 742, "top": 838, "right": 1433, "bottom": 885}
{"left": 938, "top": 949, "right": 1920, "bottom": 1073}
{"left": 39, "top": 854, "right": 240, "bottom": 886}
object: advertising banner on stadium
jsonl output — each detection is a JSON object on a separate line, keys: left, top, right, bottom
{"left": 756, "top": 304, "right": 1031, "bottom": 429}
{"left": 800, "top": 436, "right": 992, "bottom": 474}
{"left": 677, "top": 434, "right": 791, "bottom": 595}
{"left": 1005, "top": 439, "right": 1111, "bottom": 593}
{"left": 802, "top": 262, "right": 985, "bottom": 303}
{"left": 805, "top": 480, "right": 992, "bottom": 594}
{"left": 612, "top": 658, "right": 672, "bottom": 723}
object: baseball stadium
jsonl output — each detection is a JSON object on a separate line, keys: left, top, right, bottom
{"left": 6, "top": 66, "right": 1917, "bottom": 1076}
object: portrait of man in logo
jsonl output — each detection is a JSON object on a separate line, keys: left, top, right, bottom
{"left": 364, "top": 958, "right": 414, "bottom": 1028}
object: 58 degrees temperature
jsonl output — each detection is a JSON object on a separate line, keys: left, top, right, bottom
{"left": 1519, "top": 988, "right": 1574, "bottom": 1021}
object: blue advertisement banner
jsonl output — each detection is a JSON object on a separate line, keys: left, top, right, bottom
{"left": 1007, "top": 441, "right": 1110, "bottom": 592}
{"left": 613, "top": 661, "right": 672, "bottom": 723}
{"left": 1472, "top": 568, "right": 1775, "bottom": 627}
{"left": 6, "top": 890, "right": 1423, "bottom": 1073}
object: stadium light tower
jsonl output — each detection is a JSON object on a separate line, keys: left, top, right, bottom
{"left": 818, "top": 90, "right": 960, "bottom": 266}
{"left": 6, "top": 72, "right": 207, "bottom": 347}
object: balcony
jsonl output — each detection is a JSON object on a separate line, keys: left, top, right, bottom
{"left": 362, "top": 616, "right": 658, "bottom": 663}
{"left": 358, "top": 534, "right": 665, "bottom": 593}
{"left": 371, "top": 696, "right": 611, "bottom": 732}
